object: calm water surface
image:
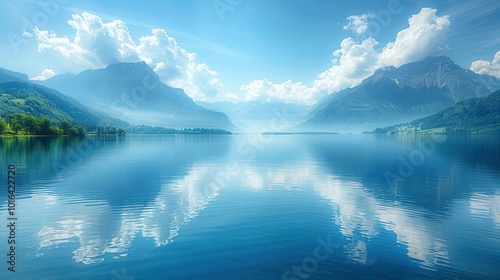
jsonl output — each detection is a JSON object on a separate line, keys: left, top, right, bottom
{"left": 0, "top": 134, "right": 499, "bottom": 279}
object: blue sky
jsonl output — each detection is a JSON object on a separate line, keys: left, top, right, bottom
{"left": 1, "top": 0, "right": 500, "bottom": 104}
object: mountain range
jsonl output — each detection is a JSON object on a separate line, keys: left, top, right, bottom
{"left": 298, "top": 56, "right": 500, "bottom": 132}
{"left": 1, "top": 56, "right": 499, "bottom": 133}
{"left": 39, "top": 62, "right": 234, "bottom": 130}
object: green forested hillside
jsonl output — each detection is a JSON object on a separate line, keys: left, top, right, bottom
{"left": 0, "top": 81, "right": 128, "bottom": 128}
{"left": 414, "top": 90, "right": 500, "bottom": 133}
{"left": 0, "top": 82, "right": 73, "bottom": 122}
{"left": 375, "top": 90, "right": 500, "bottom": 134}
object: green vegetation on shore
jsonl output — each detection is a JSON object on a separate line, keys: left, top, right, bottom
{"left": 0, "top": 113, "right": 85, "bottom": 136}
{"left": 0, "top": 114, "right": 231, "bottom": 136}
{"left": 367, "top": 90, "right": 500, "bottom": 135}
{"left": 94, "top": 126, "right": 127, "bottom": 136}
{"left": 127, "top": 125, "right": 231, "bottom": 134}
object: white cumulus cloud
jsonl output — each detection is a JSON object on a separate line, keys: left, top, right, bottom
{"left": 241, "top": 8, "right": 451, "bottom": 105}
{"left": 136, "top": 29, "right": 222, "bottom": 101}
{"left": 34, "top": 12, "right": 221, "bottom": 101}
{"left": 31, "top": 69, "right": 56, "bottom": 81}
{"left": 344, "top": 13, "right": 376, "bottom": 35}
{"left": 225, "top": 92, "right": 239, "bottom": 101}
{"left": 313, "top": 37, "right": 379, "bottom": 94}
{"left": 378, "top": 8, "right": 451, "bottom": 67}
{"left": 35, "top": 12, "right": 139, "bottom": 69}
{"left": 241, "top": 79, "right": 313, "bottom": 104}
{"left": 470, "top": 51, "right": 500, "bottom": 78}
{"left": 241, "top": 37, "right": 379, "bottom": 105}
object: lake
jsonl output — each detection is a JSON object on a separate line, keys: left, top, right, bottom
{"left": 0, "top": 134, "right": 499, "bottom": 279}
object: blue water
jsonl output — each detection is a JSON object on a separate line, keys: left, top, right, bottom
{"left": 0, "top": 134, "right": 499, "bottom": 279}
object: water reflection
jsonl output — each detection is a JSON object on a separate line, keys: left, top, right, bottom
{"left": 236, "top": 163, "right": 452, "bottom": 270}
{"left": 232, "top": 135, "right": 499, "bottom": 275}
{"left": 1, "top": 135, "right": 233, "bottom": 268}
{"left": 35, "top": 163, "right": 224, "bottom": 264}
{"left": 0, "top": 135, "right": 499, "bottom": 279}
{"left": 469, "top": 192, "right": 500, "bottom": 227}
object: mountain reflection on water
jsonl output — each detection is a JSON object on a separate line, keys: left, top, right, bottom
{"left": 0, "top": 134, "right": 498, "bottom": 279}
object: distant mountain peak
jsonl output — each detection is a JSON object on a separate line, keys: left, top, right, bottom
{"left": 73, "top": 61, "right": 157, "bottom": 80}
{"left": 423, "top": 55, "right": 461, "bottom": 69}
{"left": 422, "top": 55, "right": 454, "bottom": 63}
{"left": 38, "top": 61, "right": 235, "bottom": 130}
{"left": 387, "top": 56, "right": 461, "bottom": 76}
{"left": 299, "top": 56, "right": 500, "bottom": 132}
{"left": 102, "top": 61, "right": 163, "bottom": 83}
